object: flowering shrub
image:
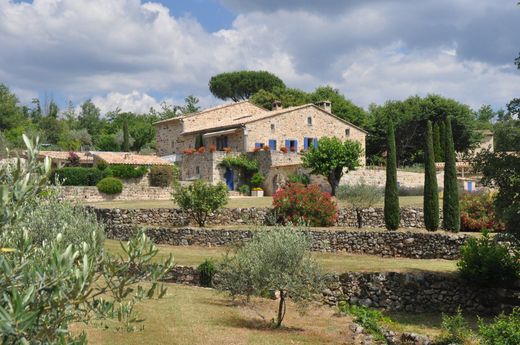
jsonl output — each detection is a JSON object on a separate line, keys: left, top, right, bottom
{"left": 460, "top": 192, "right": 505, "bottom": 232}
{"left": 280, "top": 147, "right": 288, "bottom": 153}
{"left": 273, "top": 183, "right": 338, "bottom": 226}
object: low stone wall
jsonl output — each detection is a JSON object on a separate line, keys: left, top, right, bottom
{"left": 90, "top": 206, "right": 430, "bottom": 228}
{"left": 326, "top": 272, "right": 519, "bottom": 314}
{"left": 105, "top": 226, "right": 467, "bottom": 259}
{"left": 164, "top": 266, "right": 520, "bottom": 314}
{"left": 62, "top": 186, "right": 173, "bottom": 202}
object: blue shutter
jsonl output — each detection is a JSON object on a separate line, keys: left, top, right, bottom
{"left": 313, "top": 138, "right": 318, "bottom": 149}
{"left": 285, "top": 139, "right": 290, "bottom": 149}
{"left": 294, "top": 140, "right": 298, "bottom": 152}
{"left": 269, "top": 140, "right": 276, "bottom": 151}
{"left": 304, "top": 137, "right": 309, "bottom": 150}
{"left": 255, "top": 143, "right": 261, "bottom": 148}
{"left": 223, "top": 136, "right": 228, "bottom": 148}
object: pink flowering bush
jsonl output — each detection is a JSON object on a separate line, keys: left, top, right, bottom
{"left": 272, "top": 183, "right": 338, "bottom": 226}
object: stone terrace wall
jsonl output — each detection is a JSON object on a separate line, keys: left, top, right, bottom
{"left": 165, "top": 266, "right": 520, "bottom": 314}
{"left": 106, "top": 226, "right": 467, "bottom": 259}
{"left": 90, "top": 206, "right": 430, "bottom": 229}
{"left": 62, "top": 186, "right": 173, "bottom": 202}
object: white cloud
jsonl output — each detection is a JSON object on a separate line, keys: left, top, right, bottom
{"left": 0, "top": 0, "right": 518, "bottom": 112}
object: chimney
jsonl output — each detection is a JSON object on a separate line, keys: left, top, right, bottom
{"left": 316, "top": 100, "right": 332, "bottom": 113}
{"left": 272, "top": 100, "right": 282, "bottom": 111}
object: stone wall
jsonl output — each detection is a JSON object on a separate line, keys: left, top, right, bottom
{"left": 100, "top": 224, "right": 467, "bottom": 260}
{"left": 325, "top": 272, "right": 519, "bottom": 314}
{"left": 161, "top": 266, "right": 519, "bottom": 314}
{"left": 342, "top": 168, "right": 444, "bottom": 189}
{"left": 90, "top": 206, "right": 431, "bottom": 229}
{"left": 61, "top": 185, "right": 173, "bottom": 202}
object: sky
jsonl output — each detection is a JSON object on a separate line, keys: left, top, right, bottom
{"left": 1, "top": 0, "right": 519, "bottom": 114}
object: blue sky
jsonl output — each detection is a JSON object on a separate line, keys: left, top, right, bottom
{"left": 2, "top": 0, "right": 520, "bottom": 114}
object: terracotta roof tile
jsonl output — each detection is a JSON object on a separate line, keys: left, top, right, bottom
{"left": 38, "top": 151, "right": 93, "bottom": 163}
{"left": 92, "top": 152, "right": 172, "bottom": 166}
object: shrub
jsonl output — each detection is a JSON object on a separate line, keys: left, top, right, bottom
{"left": 250, "top": 172, "right": 265, "bottom": 188}
{"left": 197, "top": 259, "right": 216, "bottom": 287}
{"left": 287, "top": 172, "right": 311, "bottom": 186}
{"left": 338, "top": 302, "right": 391, "bottom": 342}
{"left": 443, "top": 117, "right": 460, "bottom": 231}
{"left": 479, "top": 308, "right": 520, "bottom": 345}
{"left": 457, "top": 231, "right": 520, "bottom": 287}
{"left": 108, "top": 164, "right": 148, "bottom": 179}
{"left": 66, "top": 151, "right": 80, "bottom": 167}
{"left": 460, "top": 192, "right": 505, "bottom": 232}
{"left": 97, "top": 177, "right": 124, "bottom": 194}
{"left": 172, "top": 180, "right": 229, "bottom": 227}
{"left": 53, "top": 167, "right": 107, "bottom": 186}
{"left": 216, "top": 227, "right": 325, "bottom": 328}
{"left": 273, "top": 183, "right": 338, "bottom": 227}
{"left": 336, "top": 183, "right": 383, "bottom": 228}
{"left": 149, "top": 165, "right": 178, "bottom": 187}
{"left": 398, "top": 186, "right": 424, "bottom": 196}
{"left": 435, "top": 308, "right": 475, "bottom": 345}
{"left": 238, "top": 184, "right": 250, "bottom": 196}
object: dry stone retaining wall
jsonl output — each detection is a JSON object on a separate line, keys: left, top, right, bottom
{"left": 104, "top": 225, "right": 467, "bottom": 260}
{"left": 166, "top": 266, "right": 520, "bottom": 314}
{"left": 90, "top": 206, "right": 431, "bottom": 228}
{"left": 61, "top": 185, "right": 173, "bottom": 202}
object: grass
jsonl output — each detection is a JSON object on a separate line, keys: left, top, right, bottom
{"left": 88, "top": 195, "right": 425, "bottom": 209}
{"left": 105, "top": 240, "right": 457, "bottom": 274}
{"left": 77, "top": 284, "right": 353, "bottom": 345}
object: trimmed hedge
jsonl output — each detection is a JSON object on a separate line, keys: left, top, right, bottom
{"left": 149, "top": 165, "right": 176, "bottom": 187}
{"left": 53, "top": 167, "right": 108, "bottom": 186}
{"left": 108, "top": 164, "right": 148, "bottom": 179}
{"left": 96, "top": 177, "right": 123, "bottom": 195}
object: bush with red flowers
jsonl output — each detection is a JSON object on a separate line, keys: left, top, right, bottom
{"left": 460, "top": 192, "right": 505, "bottom": 232}
{"left": 272, "top": 183, "right": 338, "bottom": 227}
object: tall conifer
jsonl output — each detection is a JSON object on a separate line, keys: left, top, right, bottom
{"left": 424, "top": 121, "right": 439, "bottom": 230}
{"left": 433, "top": 122, "right": 442, "bottom": 162}
{"left": 443, "top": 117, "right": 460, "bottom": 231}
{"left": 384, "top": 120, "right": 400, "bottom": 230}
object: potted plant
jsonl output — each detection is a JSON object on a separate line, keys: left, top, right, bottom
{"left": 197, "top": 146, "right": 206, "bottom": 154}
{"left": 251, "top": 187, "right": 264, "bottom": 197}
{"left": 280, "top": 147, "right": 288, "bottom": 153}
{"left": 209, "top": 144, "right": 217, "bottom": 153}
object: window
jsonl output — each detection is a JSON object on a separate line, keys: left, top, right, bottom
{"left": 307, "top": 116, "right": 313, "bottom": 125}
{"left": 171, "top": 140, "right": 175, "bottom": 149}
{"left": 255, "top": 143, "right": 265, "bottom": 149}
{"left": 345, "top": 128, "right": 350, "bottom": 137}
{"left": 304, "top": 137, "right": 318, "bottom": 150}
{"left": 285, "top": 139, "right": 298, "bottom": 152}
{"left": 268, "top": 139, "right": 277, "bottom": 151}
{"left": 195, "top": 166, "right": 200, "bottom": 175}
{"left": 216, "top": 136, "right": 228, "bottom": 150}
{"left": 270, "top": 123, "right": 275, "bottom": 131}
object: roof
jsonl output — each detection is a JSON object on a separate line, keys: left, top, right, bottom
{"left": 181, "top": 103, "right": 368, "bottom": 135}
{"left": 92, "top": 152, "right": 172, "bottom": 166}
{"left": 38, "top": 151, "right": 93, "bottom": 163}
{"left": 153, "top": 100, "right": 268, "bottom": 126}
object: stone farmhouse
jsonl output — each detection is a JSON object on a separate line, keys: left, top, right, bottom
{"left": 155, "top": 100, "right": 367, "bottom": 195}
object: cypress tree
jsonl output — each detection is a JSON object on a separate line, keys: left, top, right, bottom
{"left": 122, "top": 116, "right": 130, "bottom": 152}
{"left": 384, "top": 120, "right": 400, "bottom": 230}
{"left": 433, "top": 122, "right": 442, "bottom": 162}
{"left": 443, "top": 117, "right": 460, "bottom": 231}
{"left": 439, "top": 120, "right": 446, "bottom": 162}
{"left": 424, "top": 121, "right": 439, "bottom": 231}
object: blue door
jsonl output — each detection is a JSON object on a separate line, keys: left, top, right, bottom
{"left": 468, "top": 181, "right": 473, "bottom": 192}
{"left": 224, "top": 168, "right": 234, "bottom": 190}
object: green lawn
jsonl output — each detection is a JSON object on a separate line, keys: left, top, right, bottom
{"left": 88, "top": 195, "right": 426, "bottom": 209}
{"left": 105, "top": 240, "right": 457, "bottom": 274}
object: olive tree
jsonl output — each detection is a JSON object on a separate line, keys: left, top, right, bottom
{"left": 0, "top": 136, "right": 174, "bottom": 344}
{"left": 302, "top": 137, "right": 363, "bottom": 196}
{"left": 216, "top": 227, "right": 326, "bottom": 328}
{"left": 172, "top": 180, "right": 229, "bottom": 227}
{"left": 336, "top": 183, "right": 383, "bottom": 228}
